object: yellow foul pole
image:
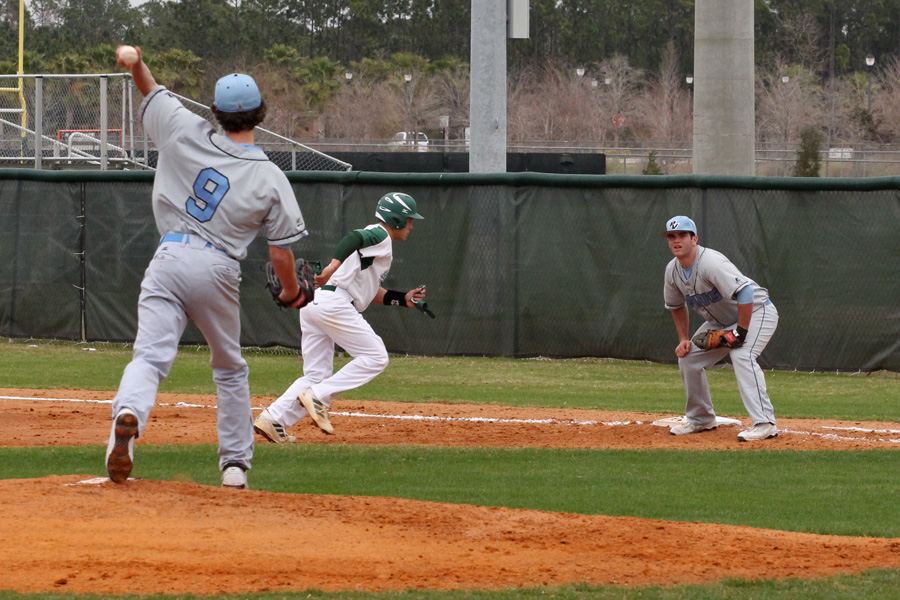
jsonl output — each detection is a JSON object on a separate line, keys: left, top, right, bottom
{"left": 0, "top": 0, "right": 30, "bottom": 155}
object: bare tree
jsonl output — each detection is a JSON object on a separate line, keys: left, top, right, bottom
{"left": 633, "top": 41, "right": 691, "bottom": 146}
{"left": 595, "top": 54, "right": 642, "bottom": 147}
{"left": 428, "top": 56, "right": 470, "bottom": 146}
{"left": 756, "top": 62, "right": 825, "bottom": 147}
{"left": 776, "top": 12, "right": 827, "bottom": 75}
{"left": 506, "top": 61, "right": 601, "bottom": 145}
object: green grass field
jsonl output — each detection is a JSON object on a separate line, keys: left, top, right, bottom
{"left": 3, "top": 339, "right": 899, "bottom": 420}
{"left": 2, "top": 339, "right": 900, "bottom": 599}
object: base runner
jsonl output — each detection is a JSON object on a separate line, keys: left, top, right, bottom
{"left": 254, "top": 192, "right": 427, "bottom": 440}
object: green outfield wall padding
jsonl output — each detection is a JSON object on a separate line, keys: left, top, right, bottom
{"left": 1, "top": 169, "right": 898, "bottom": 371}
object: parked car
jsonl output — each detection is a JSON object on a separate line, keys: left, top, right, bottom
{"left": 389, "top": 131, "right": 429, "bottom": 152}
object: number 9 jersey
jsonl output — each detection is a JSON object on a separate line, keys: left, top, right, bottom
{"left": 140, "top": 86, "right": 307, "bottom": 259}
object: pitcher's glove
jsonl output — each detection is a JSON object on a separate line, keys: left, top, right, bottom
{"left": 265, "top": 258, "right": 316, "bottom": 309}
{"left": 692, "top": 326, "right": 747, "bottom": 350}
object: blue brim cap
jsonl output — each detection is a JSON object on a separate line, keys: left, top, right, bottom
{"left": 661, "top": 215, "right": 697, "bottom": 237}
{"left": 214, "top": 73, "right": 262, "bottom": 113}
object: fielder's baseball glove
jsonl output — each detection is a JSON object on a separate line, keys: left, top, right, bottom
{"left": 692, "top": 329, "right": 743, "bottom": 350}
{"left": 265, "top": 258, "right": 315, "bottom": 309}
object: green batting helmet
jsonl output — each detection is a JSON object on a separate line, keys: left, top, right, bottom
{"left": 375, "top": 192, "right": 424, "bottom": 230}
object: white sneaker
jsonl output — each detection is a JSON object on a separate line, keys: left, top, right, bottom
{"left": 222, "top": 464, "right": 248, "bottom": 489}
{"left": 669, "top": 421, "right": 718, "bottom": 436}
{"left": 299, "top": 389, "right": 334, "bottom": 434}
{"left": 253, "top": 408, "right": 297, "bottom": 443}
{"left": 737, "top": 422, "right": 778, "bottom": 442}
{"left": 106, "top": 408, "right": 138, "bottom": 483}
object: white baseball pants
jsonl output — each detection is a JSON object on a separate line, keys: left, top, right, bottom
{"left": 267, "top": 287, "right": 389, "bottom": 427}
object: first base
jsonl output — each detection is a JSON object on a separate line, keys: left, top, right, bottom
{"left": 651, "top": 415, "right": 742, "bottom": 427}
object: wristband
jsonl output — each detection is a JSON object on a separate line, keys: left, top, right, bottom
{"left": 383, "top": 289, "right": 408, "bottom": 307}
{"left": 736, "top": 326, "right": 748, "bottom": 342}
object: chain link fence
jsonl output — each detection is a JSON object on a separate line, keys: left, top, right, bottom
{"left": 311, "top": 138, "right": 900, "bottom": 177}
{"left": 0, "top": 73, "right": 351, "bottom": 172}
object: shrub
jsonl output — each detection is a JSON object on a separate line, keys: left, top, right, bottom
{"left": 793, "top": 126, "right": 823, "bottom": 177}
{"left": 643, "top": 150, "right": 664, "bottom": 175}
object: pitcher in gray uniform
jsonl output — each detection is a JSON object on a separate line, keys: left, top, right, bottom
{"left": 105, "top": 46, "right": 309, "bottom": 488}
{"left": 662, "top": 216, "right": 779, "bottom": 442}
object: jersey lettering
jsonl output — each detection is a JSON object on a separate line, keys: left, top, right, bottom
{"left": 686, "top": 287, "right": 723, "bottom": 308}
{"left": 186, "top": 168, "right": 230, "bottom": 222}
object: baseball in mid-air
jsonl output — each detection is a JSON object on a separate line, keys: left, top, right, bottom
{"left": 117, "top": 45, "right": 139, "bottom": 66}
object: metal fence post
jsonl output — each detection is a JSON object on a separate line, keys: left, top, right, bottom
{"left": 121, "top": 77, "right": 128, "bottom": 161}
{"left": 99, "top": 75, "right": 108, "bottom": 170}
{"left": 34, "top": 76, "right": 42, "bottom": 170}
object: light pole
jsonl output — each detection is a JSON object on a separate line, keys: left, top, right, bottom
{"left": 866, "top": 53, "right": 875, "bottom": 112}
{"left": 343, "top": 71, "right": 353, "bottom": 141}
{"left": 781, "top": 75, "right": 791, "bottom": 175}
{"left": 864, "top": 54, "right": 875, "bottom": 176}
{"left": 403, "top": 73, "right": 413, "bottom": 145}
{"left": 686, "top": 76, "right": 694, "bottom": 140}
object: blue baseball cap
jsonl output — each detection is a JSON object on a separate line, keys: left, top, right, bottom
{"left": 214, "top": 73, "right": 262, "bottom": 113}
{"left": 662, "top": 215, "right": 697, "bottom": 237}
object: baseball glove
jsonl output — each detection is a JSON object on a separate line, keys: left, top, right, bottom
{"left": 265, "top": 258, "right": 316, "bottom": 309}
{"left": 692, "top": 329, "right": 742, "bottom": 350}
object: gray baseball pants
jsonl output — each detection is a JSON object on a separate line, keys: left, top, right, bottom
{"left": 679, "top": 302, "right": 779, "bottom": 427}
{"left": 111, "top": 235, "right": 253, "bottom": 470}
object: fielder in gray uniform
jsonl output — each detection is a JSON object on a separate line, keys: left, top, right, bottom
{"left": 253, "top": 192, "right": 425, "bottom": 441}
{"left": 662, "top": 216, "right": 779, "bottom": 441}
{"left": 106, "top": 47, "right": 308, "bottom": 488}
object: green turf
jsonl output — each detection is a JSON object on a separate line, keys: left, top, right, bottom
{"left": 0, "top": 569, "right": 899, "bottom": 599}
{"left": 3, "top": 444, "right": 899, "bottom": 538}
{"left": 4, "top": 340, "right": 900, "bottom": 599}
{"left": 4, "top": 570, "right": 900, "bottom": 598}
{"left": 2, "top": 340, "right": 900, "bottom": 421}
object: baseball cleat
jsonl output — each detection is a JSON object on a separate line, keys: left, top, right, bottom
{"left": 737, "top": 422, "right": 778, "bottom": 442}
{"left": 253, "top": 408, "right": 297, "bottom": 443}
{"left": 106, "top": 408, "right": 138, "bottom": 483}
{"left": 222, "top": 463, "right": 249, "bottom": 489}
{"left": 669, "top": 421, "right": 718, "bottom": 436}
{"left": 299, "top": 389, "right": 334, "bottom": 435}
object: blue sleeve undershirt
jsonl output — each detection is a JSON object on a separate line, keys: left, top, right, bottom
{"left": 736, "top": 285, "right": 754, "bottom": 304}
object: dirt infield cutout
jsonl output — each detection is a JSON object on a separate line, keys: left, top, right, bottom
{"left": 2, "top": 388, "right": 900, "bottom": 593}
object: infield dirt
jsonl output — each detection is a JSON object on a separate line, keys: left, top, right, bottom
{"left": 2, "top": 387, "right": 900, "bottom": 594}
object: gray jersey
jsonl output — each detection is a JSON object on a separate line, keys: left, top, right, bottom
{"left": 141, "top": 86, "right": 307, "bottom": 259}
{"left": 664, "top": 245, "right": 769, "bottom": 328}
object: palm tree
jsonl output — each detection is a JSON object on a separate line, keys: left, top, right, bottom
{"left": 293, "top": 56, "right": 341, "bottom": 112}
{"left": 152, "top": 48, "right": 204, "bottom": 97}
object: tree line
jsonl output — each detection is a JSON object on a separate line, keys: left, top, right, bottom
{"left": 4, "top": 0, "right": 897, "bottom": 77}
{"left": 0, "top": 0, "right": 898, "bottom": 154}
